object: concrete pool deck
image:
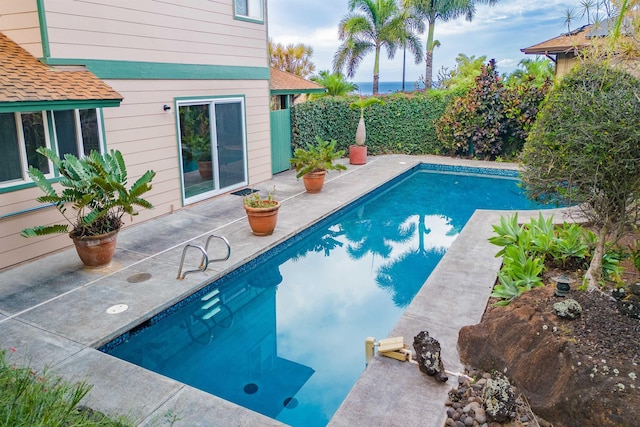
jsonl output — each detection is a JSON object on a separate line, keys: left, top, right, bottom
{"left": 0, "top": 154, "right": 571, "bottom": 426}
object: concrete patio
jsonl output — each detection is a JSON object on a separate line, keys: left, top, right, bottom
{"left": 0, "top": 154, "right": 570, "bottom": 426}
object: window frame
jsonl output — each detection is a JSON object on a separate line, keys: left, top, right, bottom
{"left": 233, "top": 0, "right": 264, "bottom": 24}
{"left": 0, "top": 108, "right": 104, "bottom": 190}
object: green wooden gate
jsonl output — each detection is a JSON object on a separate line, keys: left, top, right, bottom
{"left": 270, "top": 109, "right": 292, "bottom": 174}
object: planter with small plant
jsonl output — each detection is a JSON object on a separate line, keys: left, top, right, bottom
{"left": 289, "top": 136, "right": 347, "bottom": 193}
{"left": 243, "top": 187, "right": 280, "bottom": 236}
{"left": 20, "top": 148, "right": 156, "bottom": 268}
{"left": 349, "top": 97, "right": 384, "bottom": 164}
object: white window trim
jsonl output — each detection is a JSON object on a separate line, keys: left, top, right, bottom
{"left": 233, "top": 0, "right": 264, "bottom": 23}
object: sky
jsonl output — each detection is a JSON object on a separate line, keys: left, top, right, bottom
{"left": 267, "top": 0, "right": 594, "bottom": 85}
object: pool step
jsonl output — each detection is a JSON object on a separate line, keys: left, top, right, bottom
{"left": 200, "top": 289, "right": 222, "bottom": 320}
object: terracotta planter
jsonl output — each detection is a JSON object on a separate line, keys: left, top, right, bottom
{"left": 244, "top": 201, "right": 280, "bottom": 236}
{"left": 198, "top": 160, "right": 213, "bottom": 180}
{"left": 71, "top": 229, "right": 118, "bottom": 268}
{"left": 303, "top": 170, "right": 327, "bottom": 193}
{"left": 349, "top": 145, "right": 367, "bottom": 165}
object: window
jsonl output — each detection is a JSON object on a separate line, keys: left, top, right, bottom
{"left": 0, "top": 112, "right": 49, "bottom": 184}
{"left": 53, "top": 109, "right": 101, "bottom": 158}
{"left": 234, "top": 0, "right": 263, "bottom": 22}
{"left": 0, "top": 108, "right": 102, "bottom": 186}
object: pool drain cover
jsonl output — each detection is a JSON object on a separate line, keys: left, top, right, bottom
{"left": 283, "top": 397, "right": 298, "bottom": 409}
{"left": 106, "top": 304, "right": 129, "bottom": 314}
{"left": 127, "top": 272, "right": 152, "bottom": 283}
{"left": 243, "top": 383, "right": 258, "bottom": 394}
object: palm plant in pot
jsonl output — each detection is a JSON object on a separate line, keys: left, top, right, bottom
{"left": 289, "top": 136, "right": 347, "bottom": 193}
{"left": 349, "top": 97, "right": 384, "bottom": 165}
{"left": 21, "top": 147, "right": 156, "bottom": 268}
{"left": 243, "top": 187, "right": 280, "bottom": 236}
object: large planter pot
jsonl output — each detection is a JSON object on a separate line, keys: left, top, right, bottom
{"left": 303, "top": 170, "right": 327, "bottom": 193}
{"left": 71, "top": 229, "right": 119, "bottom": 268}
{"left": 349, "top": 145, "right": 367, "bottom": 165}
{"left": 244, "top": 201, "right": 280, "bottom": 236}
{"left": 198, "top": 160, "right": 213, "bottom": 180}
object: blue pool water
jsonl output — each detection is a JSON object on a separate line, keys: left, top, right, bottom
{"left": 102, "top": 165, "right": 544, "bottom": 426}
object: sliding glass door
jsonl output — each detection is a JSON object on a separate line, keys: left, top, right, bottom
{"left": 178, "top": 98, "right": 248, "bottom": 204}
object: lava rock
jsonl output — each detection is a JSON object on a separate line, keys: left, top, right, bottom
{"left": 413, "top": 330, "right": 448, "bottom": 382}
{"left": 618, "top": 295, "right": 640, "bottom": 319}
{"left": 482, "top": 373, "right": 517, "bottom": 423}
{"left": 552, "top": 298, "right": 582, "bottom": 319}
{"left": 630, "top": 282, "right": 640, "bottom": 296}
{"left": 612, "top": 287, "right": 626, "bottom": 301}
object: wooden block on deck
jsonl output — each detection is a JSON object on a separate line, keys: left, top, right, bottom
{"left": 378, "top": 336, "right": 404, "bottom": 353}
{"left": 381, "top": 349, "right": 409, "bottom": 362}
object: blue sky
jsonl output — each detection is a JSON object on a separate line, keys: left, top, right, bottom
{"left": 267, "top": 1, "right": 592, "bottom": 84}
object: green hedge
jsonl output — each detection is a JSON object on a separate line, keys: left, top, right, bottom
{"left": 290, "top": 91, "right": 457, "bottom": 155}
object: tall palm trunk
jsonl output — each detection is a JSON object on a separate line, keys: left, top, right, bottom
{"left": 373, "top": 44, "right": 381, "bottom": 94}
{"left": 424, "top": 16, "right": 436, "bottom": 90}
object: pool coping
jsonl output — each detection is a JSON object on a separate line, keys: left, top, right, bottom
{"left": 0, "top": 154, "right": 575, "bottom": 426}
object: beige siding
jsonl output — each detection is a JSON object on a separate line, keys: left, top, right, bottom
{"left": 555, "top": 54, "right": 578, "bottom": 78}
{"left": 44, "top": 0, "right": 268, "bottom": 67}
{"left": 1, "top": 78, "right": 271, "bottom": 270}
{"left": 0, "top": 0, "right": 42, "bottom": 57}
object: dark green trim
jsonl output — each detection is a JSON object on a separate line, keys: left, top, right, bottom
{"left": 0, "top": 181, "right": 37, "bottom": 194}
{"left": 0, "top": 99, "right": 121, "bottom": 113}
{"left": 270, "top": 89, "right": 326, "bottom": 95}
{"left": 234, "top": 15, "right": 265, "bottom": 24}
{"left": 36, "top": 0, "right": 50, "bottom": 59}
{"left": 42, "top": 58, "right": 270, "bottom": 81}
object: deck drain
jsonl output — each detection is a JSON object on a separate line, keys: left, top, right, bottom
{"left": 243, "top": 383, "right": 258, "bottom": 394}
{"left": 127, "top": 272, "right": 152, "bottom": 283}
{"left": 106, "top": 304, "right": 129, "bottom": 314}
{"left": 283, "top": 397, "right": 298, "bottom": 409}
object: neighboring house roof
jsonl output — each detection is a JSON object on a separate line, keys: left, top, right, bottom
{"left": 521, "top": 25, "right": 591, "bottom": 55}
{"left": 270, "top": 68, "right": 326, "bottom": 95}
{"left": 0, "top": 32, "right": 122, "bottom": 111}
{"left": 522, "top": 15, "right": 635, "bottom": 56}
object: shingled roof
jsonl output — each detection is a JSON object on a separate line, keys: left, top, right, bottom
{"left": 270, "top": 68, "right": 325, "bottom": 94}
{"left": 0, "top": 32, "right": 122, "bottom": 106}
{"left": 521, "top": 25, "right": 591, "bottom": 55}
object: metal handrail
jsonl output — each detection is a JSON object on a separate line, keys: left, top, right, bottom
{"left": 177, "top": 235, "right": 231, "bottom": 280}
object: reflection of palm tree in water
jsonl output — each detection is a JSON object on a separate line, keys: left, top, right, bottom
{"left": 344, "top": 205, "right": 415, "bottom": 261}
{"left": 376, "top": 214, "right": 445, "bottom": 307}
{"left": 288, "top": 227, "right": 345, "bottom": 260}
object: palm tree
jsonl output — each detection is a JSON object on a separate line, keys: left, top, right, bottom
{"left": 333, "top": 0, "right": 407, "bottom": 95}
{"left": 309, "top": 70, "right": 358, "bottom": 97}
{"left": 397, "top": 4, "right": 425, "bottom": 91}
{"left": 404, "top": 0, "right": 500, "bottom": 90}
{"left": 269, "top": 40, "right": 316, "bottom": 78}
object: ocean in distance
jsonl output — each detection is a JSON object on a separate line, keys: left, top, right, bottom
{"left": 352, "top": 81, "right": 421, "bottom": 96}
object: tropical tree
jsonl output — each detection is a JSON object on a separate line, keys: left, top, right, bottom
{"left": 520, "top": 61, "right": 640, "bottom": 290}
{"left": 310, "top": 70, "right": 358, "bottom": 97}
{"left": 404, "top": 0, "right": 500, "bottom": 90}
{"left": 438, "top": 53, "right": 487, "bottom": 91}
{"left": 269, "top": 40, "right": 316, "bottom": 78}
{"left": 504, "top": 57, "right": 554, "bottom": 88}
{"left": 397, "top": 3, "right": 425, "bottom": 91}
{"left": 333, "top": 0, "right": 408, "bottom": 95}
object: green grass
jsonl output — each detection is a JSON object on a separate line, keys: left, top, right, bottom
{"left": 0, "top": 348, "right": 134, "bottom": 427}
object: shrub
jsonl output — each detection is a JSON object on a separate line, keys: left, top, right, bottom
{"left": 436, "top": 59, "right": 550, "bottom": 159}
{"left": 290, "top": 91, "right": 453, "bottom": 156}
{"left": 520, "top": 61, "right": 640, "bottom": 289}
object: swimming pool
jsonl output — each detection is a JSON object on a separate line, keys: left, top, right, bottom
{"left": 102, "top": 164, "right": 544, "bottom": 426}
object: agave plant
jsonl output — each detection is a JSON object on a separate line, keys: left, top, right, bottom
{"left": 21, "top": 147, "right": 156, "bottom": 238}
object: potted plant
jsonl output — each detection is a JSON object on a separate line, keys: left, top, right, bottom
{"left": 349, "top": 97, "right": 384, "bottom": 165}
{"left": 243, "top": 187, "right": 280, "bottom": 236}
{"left": 289, "top": 136, "right": 347, "bottom": 193}
{"left": 20, "top": 147, "right": 156, "bottom": 268}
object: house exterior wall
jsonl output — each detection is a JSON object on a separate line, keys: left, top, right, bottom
{"left": 0, "top": 0, "right": 42, "bottom": 57}
{"left": 555, "top": 53, "right": 579, "bottom": 77}
{"left": 0, "top": 0, "right": 272, "bottom": 271}
{"left": 42, "top": 0, "right": 267, "bottom": 67}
